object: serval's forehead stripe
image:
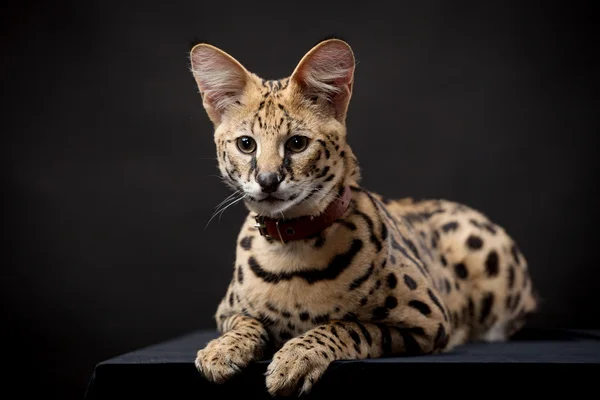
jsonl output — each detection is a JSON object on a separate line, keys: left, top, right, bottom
{"left": 241, "top": 80, "right": 309, "bottom": 139}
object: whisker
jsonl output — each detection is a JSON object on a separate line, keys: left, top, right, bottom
{"left": 217, "top": 194, "right": 248, "bottom": 223}
{"left": 205, "top": 192, "right": 246, "bottom": 229}
{"left": 214, "top": 190, "right": 240, "bottom": 210}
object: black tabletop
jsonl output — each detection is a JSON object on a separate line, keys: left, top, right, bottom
{"left": 85, "top": 328, "right": 600, "bottom": 399}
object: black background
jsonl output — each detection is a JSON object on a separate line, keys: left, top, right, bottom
{"left": 3, "top": 1, "right": 598, "bottom": 398}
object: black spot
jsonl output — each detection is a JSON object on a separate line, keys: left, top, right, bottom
{"left": 427, "top": 289, "right": 448, "bottom": 321}
{"left": 384, "top": 297, "right": 397, "bottom": 310}
{"left": 314, "top": 235, "right": 325, "bottom": 248}
{"left": 386, "top": 273, "right": 397, "bottom": 289}
{"left": 510, "top": 243, "right": 521, "bottom": 265}
{"left": 434, "top": 323, "right": 448, "bottom": 350}
{"left": 248, "top": 239, "right": 363, "bottom": 284}
{"left": 380, "top": 222, "right": 388, "bottom": 241}
{"left": 441, "top": 221, "right": 459, "bottom": 233}
{"left": 315, "top": 165, "right": 330, "bottom": 179}
{"left": 381, "top": 259, "right": 387, "bottom": 269}
{"left": 330, "top": 326, "right": 339, "bottom": 337}
{"left": 440, "top": 255, "right": 447, "bottom": 266}
{"left": 240, "top": 236, "right": 253, "bottom": 250}
{"left": 299, "top": 312, "right": 309, "bottom": 321}
{"left": 403, "top": 274, "right": 417, "bottom": 290}
{"left": 484, "top": 223, "right": 497, "bottom": 235}
{"left": 391, "top": 237, "right": 427, "bottom": 276}
{"left": 349, "top": 263, "right": 375, "bottom": 290}
{"left": 485, "top": 250, "right": 499, "bottom": 277}
{"left": 452, "top": 311, "right": 460, "bottom": 327}
{"left": 348, "top": 328, "right": 361, "bottom": 346}
{"left": 259, "top": 313, "right": 275, "bottom": 327}
{"left": 266, "top": 302, "right": 278, "bottom": 313}
{"left": 229, "top": 292, "right": 234, "bottom": 307}
{"left": 374, "top": 324, "right": 392, "bottom": 355}
{"left": 336, "top": 220, "right": 357, "bottom": 231}
{"left": 466, "top": 235, "right": 483, "bottom": 250}
{"left": 353, "top": 320, "right": 373, "bottom": 346}
{"left": 248, "top": 152, "right": 257, "bottom": 174}
{"left": 507, "top": 265, "right": 515, "bottom": 289}
{"left": 342, "top": 312, "right": 357, "bottom": 321}
{"left": 360, "top": 297, "right": 368, "bottom": 306}
{"left": 237, "top": 265, "right": 244, "bottom": 284}
{"left": 454, "top": 263, "right": 469, "bottom": 279}
{"left": 371, "top": 307, "right": 389, "bottom": 320}
{"left": 444, "top": 279, "right": 451, "bottom": 293}
{"left": 391, "top": 327, "right": 422, "bottom": 355}
{"left": 404, "top": 239, "right": 420, "bottom": 260}
{"left": 408, "top": 300, "right": 432, "bottom": 316}
{"left": 431, "top": 230, "right": 440, "bottom": 248}
{"left": 479, "top": 292, "right": 495, "bottom": 323}
{"left": 469, "top": 219, "right": 482, "bottom": 229}
{"left": 353, "top": 209, "right": 382, "bottom": 252}
{"left": 420, "top": 209, "right": 445, "bottom": 219}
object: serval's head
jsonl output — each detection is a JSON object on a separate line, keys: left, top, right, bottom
{"left": 190, "top": 38, "right": 360, "bottom": 219}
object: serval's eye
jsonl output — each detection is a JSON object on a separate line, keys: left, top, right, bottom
{"left": 236, "top": 136, "right": 256, "bottom": 154}
{"left": 286, "top": 135, "right": 309, "bottom": 153}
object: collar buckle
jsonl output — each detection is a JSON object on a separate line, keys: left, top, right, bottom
{"left": 254, "top": 215, "right": 271, "bottom": 239}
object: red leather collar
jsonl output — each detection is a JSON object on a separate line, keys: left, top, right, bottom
{"left": 254, "top": 185, "right": 352, "bottom": 243}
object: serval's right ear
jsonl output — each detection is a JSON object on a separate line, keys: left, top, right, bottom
{"left": 189, "top": 44, "right": 251, "bottom": 125}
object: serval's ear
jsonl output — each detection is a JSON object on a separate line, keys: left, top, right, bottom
{"left": 189, "top": 43, "right": 250, "bottom": 125}
{"left": 290, "top": 39, "right": 355, "bottom": 122}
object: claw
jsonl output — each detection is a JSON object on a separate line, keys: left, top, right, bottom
{"left": 194, "top": 358, "right": 204, "bottom": 375}
{"left": 228, "top": 361, "right": 242, "bottom": 372}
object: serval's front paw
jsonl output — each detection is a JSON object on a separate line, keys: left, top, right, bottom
{"left": 265, "top": 337, "right": 332, "bottom": 397}
{"left": 195, "top": 334, "right": 264, "bottom": 384}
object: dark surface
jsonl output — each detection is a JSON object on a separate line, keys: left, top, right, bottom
{"left": 85, "top": 328, "right": 600, "bottom": 399}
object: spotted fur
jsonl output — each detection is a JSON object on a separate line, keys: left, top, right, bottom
{"left": 189, "top": 39, "right": 538, "bottom": 396}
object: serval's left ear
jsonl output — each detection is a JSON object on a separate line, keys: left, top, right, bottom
{"left": 290, "top": 39, "right": 356, "bottom": 123}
